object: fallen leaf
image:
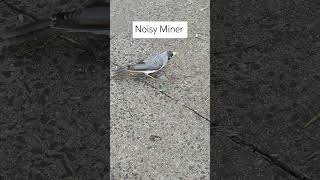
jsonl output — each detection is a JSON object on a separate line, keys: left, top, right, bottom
{"left": 159, "top": 84, "right": 167, "bottom": 92}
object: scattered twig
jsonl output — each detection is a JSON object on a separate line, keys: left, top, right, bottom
{"left": 58, "top": 34, "right": 82, "bottom": 46}
{"left": 304, "top": 112, "right": 320, "bottom": 128}
{"left": 307, "top": 150, "right": 320, "bottom": 161}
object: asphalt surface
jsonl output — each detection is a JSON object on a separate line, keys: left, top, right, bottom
{"left": 212, "top": 0, "right": 320, "bottom": 179}
{"left": 0, "top": 0, "right": 110, "bottom": 179}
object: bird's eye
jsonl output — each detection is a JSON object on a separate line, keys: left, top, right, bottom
{"left": 168, "top": 51, "right": 173, "bottom": 58}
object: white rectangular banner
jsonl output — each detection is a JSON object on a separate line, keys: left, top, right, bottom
{"left": 132, "top": 21, "right": 188, "bottom": 38}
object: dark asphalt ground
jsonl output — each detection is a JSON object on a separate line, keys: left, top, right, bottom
{"left": 1, "top": 0, "right": 110, "bottom": 179}
{"left": 212, "top": 0, "right": 320, "bottom": 179}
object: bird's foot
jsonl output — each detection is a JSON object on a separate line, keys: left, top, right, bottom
{"left": 145, "top": 73, "right": 156, "bottom": 79}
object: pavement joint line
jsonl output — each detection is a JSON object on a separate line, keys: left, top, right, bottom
{"left": 212, "top": 125, "right": 312, "bottom": 180}
{"left": 143, "top": 80, "right": 210, "bottom": 122}
{"left": 229, "top": 135, "right": 311, "bottom": 180}
{"left": 110, "top": 62, "right": 237, "bottom": 134}
{"left": 110, "top": 61, "right": 211, "bottom": 124}
{"left": 110, "top": 63, "right": 311, "bottom": 179}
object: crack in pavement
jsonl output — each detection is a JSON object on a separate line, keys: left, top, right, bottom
{"left": 110, "top": 60, "right": 311, "bottom": 179}
{"left": 143, "top": 80, "right": 210, "bottom": 122}
{"left": 144, "top": 76, "right": 312, "bottom": 179}
{"left": 111, "top": 59, "right": 210, "bottom": 123}
{"left": 229, "top": 135, "right": 311, "bottom": 180}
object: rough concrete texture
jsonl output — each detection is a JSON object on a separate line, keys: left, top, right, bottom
{"left": 110, "top": 0, "right": 210, "bottom": 179}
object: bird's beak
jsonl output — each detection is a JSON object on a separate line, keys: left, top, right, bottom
{"left": 172, "top": 52, "right": 178, "bottom": 57}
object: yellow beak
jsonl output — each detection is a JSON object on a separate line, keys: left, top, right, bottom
{"left": 172, "top": 52, "right": 178, "bottom": 57}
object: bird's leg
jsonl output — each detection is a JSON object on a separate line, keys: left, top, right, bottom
{"left": 145, "top": 73, "right": 156, "bottom": 79}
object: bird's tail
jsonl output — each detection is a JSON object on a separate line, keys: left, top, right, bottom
{"left": 112, "top": 67, "right": 128, "bottom": 73}
{"left": 111, "top": 67, "right": 128, "bottom": 77}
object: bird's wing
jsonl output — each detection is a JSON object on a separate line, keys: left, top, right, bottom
{"left": 127, "top": 54, "right": 164, "bottom": 71}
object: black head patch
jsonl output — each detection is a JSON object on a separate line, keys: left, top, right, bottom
{"left": 167, "top": 51, "right": 174, "bottom": 59}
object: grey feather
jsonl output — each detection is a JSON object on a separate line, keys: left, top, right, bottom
{"left": 112, "top": 67, "right": 128, "bottom": 73}
{"left": 127, "top": 51, "right": 170, "bottom": 72}
{"left": 112, "top": 51, "right": 175, "bottom": 77}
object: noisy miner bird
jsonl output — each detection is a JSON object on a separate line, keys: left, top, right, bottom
{"left": 113, "top": 51, "right": 178, "bottom": 79}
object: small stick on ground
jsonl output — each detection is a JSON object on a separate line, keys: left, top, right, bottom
{"left": 304, "top": 112, "right": 320, "bottom": 128}
{"left": 58, "top": 34, "right": 82, "bottom": 46}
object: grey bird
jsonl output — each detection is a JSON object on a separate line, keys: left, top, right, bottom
{"left": 113, "top": 51, "right": 178, "bottom": 78}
